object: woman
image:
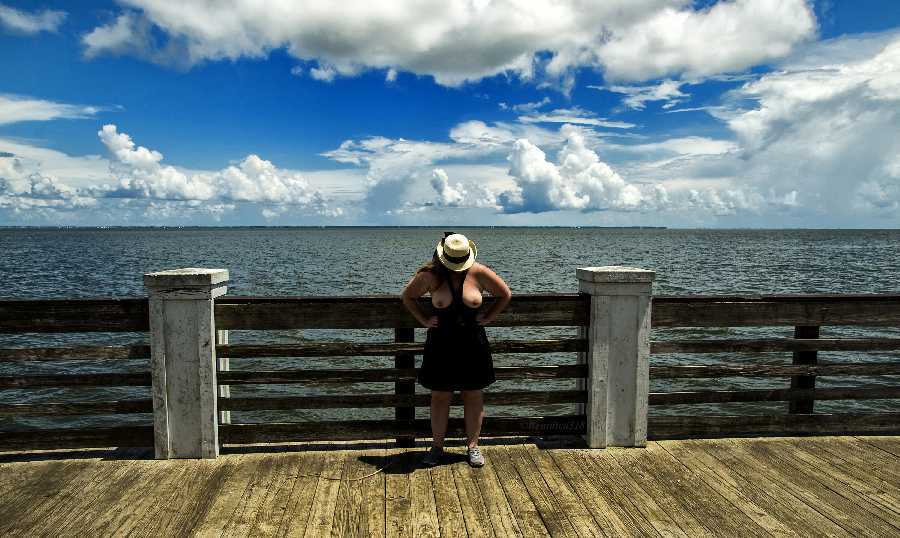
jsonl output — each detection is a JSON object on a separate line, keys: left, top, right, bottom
{"left": 401, "top": 232, "right": 512, "bottom": 467}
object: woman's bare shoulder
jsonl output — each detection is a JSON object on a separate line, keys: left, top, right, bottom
{"left": 414, "top": 267, "right": 438, "bottom": 288}
{"left": 472, "top": 262, "right": 511, "bottom": 294}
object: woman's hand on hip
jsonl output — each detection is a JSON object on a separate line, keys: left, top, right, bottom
{"left": 422, "top": 315, "right": 439, "bottom": 328}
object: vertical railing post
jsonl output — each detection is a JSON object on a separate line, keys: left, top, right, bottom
{"left": 577, "top": 266, "right": 655, "bottom": 448}
{"left": 217, "top": 329, "right": 231, "bottom": 425}
{"left": 145, "top": 268, "right": 229, "bottom": 459}
{"left": 394, "top": 327, "right": 416, "bottom": 447}
{"left": 789, "top": 325, "right": 820, "bottom": 414}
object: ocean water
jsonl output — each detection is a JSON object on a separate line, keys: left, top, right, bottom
{"left": 1, "top": 227, "right": 898, "bottom": 431}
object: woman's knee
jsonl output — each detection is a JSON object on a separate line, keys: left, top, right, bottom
{"left": 461, "top": 389, "right": 483, "bottom": 401}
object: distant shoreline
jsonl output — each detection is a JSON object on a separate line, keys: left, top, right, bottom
{"left": 2, "top": 226, "right": 899, "bottom": 231}
{"left": 0, "top": 225, "right": 669, "bottom": 230}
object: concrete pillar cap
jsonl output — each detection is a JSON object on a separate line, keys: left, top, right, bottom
{"left": 576, "top": 266, "right": 655, "bottom": 283}
{"left": 144, "top": 268, "right": 229, "bottom": 288}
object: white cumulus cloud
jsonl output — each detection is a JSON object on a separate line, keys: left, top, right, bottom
{"left": 719, "top": 34, "right": 900, "bottom": 215}
{"left": 97, "top": 124, "right": 342, "bottom": 215}
{"left": 596, "top": 0, "right": 816, "bottom": 82}
{"left": 501, "top": 125, "right": 653, "bottom": 213}
{"left": 80, "top": 0, "right": 816, "bottom": 86}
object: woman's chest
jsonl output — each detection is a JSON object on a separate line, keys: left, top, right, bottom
{"left": 430, "top": 281, "right": 483, "bottom": 309}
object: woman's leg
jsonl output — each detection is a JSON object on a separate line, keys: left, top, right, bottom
{"left": 430, "top": 390, "right": 452, "bottom": 448}
{"left": 461, "top": 389, "right": 485, "bottom": 449}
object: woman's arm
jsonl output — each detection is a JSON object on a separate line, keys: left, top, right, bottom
{"left": 474, "top": 264, "right": 512, "bottom": 325}
{"left": 401, "top": 271, "right": 439, "bottom": 328}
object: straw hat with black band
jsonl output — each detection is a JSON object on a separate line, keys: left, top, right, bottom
{"left": 435, "top": 233, "right": 477, "bottom": 272}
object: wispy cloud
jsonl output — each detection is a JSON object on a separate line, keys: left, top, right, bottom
{"left": 590, "top": 80, "right": 689, "bottom": 110}
{"left": 0, "top": 4, "right": 65, "bottom": 34}
{"left": 518, "top": 107, "right": 635, "bottom": 129}
{"left": 0, "top": 94, "right": 103, "bottom": 125}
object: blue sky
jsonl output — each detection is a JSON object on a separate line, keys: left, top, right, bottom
{"left": 1, "top": 0, "right": 899, "bottom": 227}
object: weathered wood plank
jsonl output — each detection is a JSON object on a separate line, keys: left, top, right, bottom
{"left": 649, "top": 442, "right": 795, "bottom": 537}
{"left": 220, "top": 338, "right": 585, "bottom": 358}
{"left": 468, "top": 446, "right": 523, "bottom": 537}
{"left": 0, "top": 426, "right": 154, "bottom": 450}
{"left": 505, "top": 445, "right": 579, "bottom": 537}
{"left": 217, "top": 364, "right": 586, "bottom": 385}
{"left": 0, "top": 373, "right": 151, "bottom": 389}
{"left": 145, "top": 460, "right": 224, "bottom": 538}
{"left": 215, "top": 294, "right": 588, "bottom": 329}
{"left": 452, "top": 456, "right": 495, "bottom": 537}
{"left": 0, "top": 399, "right": 153, "bottom": 416}
{"left": 325, "top": 444, "right": 389, "bottom": 538}
{"left": 524, "top": 446, "right": 604, "bottom": 537}
{"left": 0, "top": 460, "right": 99, "bottom": 534}
{"left": 547, "top": 449, "right": 640, "bottom": 536}
{"left": 652, "top": 337, "right": 900, "bottom": 353}
{"left": 0, "top": 345, "right": 151, "bottom": 362}
{"left": 619, "top": 445, "right": 768, "bottom": 537}
{"left": 577, "top": 449, "right": 679, "bottom": 537}
{"left": 609, "top": 448, "right": 711, "bottom": 537}
{"left": 0, "top": 298, "right": 150, "bottom": 333}
{"left": 487, "top": 445, "right": 549, "bottom": 537}
{"left": 650, "top": 361, "right": 900, "bottom": 379}
{"left": 220, "top": 390, "right": 586, "bottom": 411}
{"left": 648, "top": 413, "right": 900, "bottom": 440}
{"left": 361, "top": 446, "right": 388, "bottom": 538}
{"left": 653, "top": 294, "right": 900, "bottom": 326}
{"left": 275, "top": 452, "right": 328, "bottom": 537}
{"left": 2, "top": 437, "right": 899, "bottom": 537}
{"left": 242, "top": 454, "right": 306, "bottom": 537}
{"left": 407, "top": 455, "right": 440, "bottom": 538}
{"left": 89, "top": 459, "right": 180, "bottom": 536}
{"left": 219, "top": 416, "right": 586, "bottom": 444}
{"left": 728, "top": 439, "right": 898, "bottom": 535}
{"left": 649, "top": 386, "right": 900, "bottom": 406}
{"left": 384, "top": 450, "right": 414, "bottom": 538}
{"left": 812, "top": 436, "right": 900, "bottom": 483}
{"left": 429, "top": 454, "right": 468, "bottom": 537}
{"left": 768, "top": 438, "right": 900, "bottom": 516}
{"left": 303, "top": 451, "right": 345, "bottom": 537}
{"left": 856, "top": 435, "right": 900, "bottom": 458}
{"left": 666, "top": 439, "right": 850, "bottom": 536}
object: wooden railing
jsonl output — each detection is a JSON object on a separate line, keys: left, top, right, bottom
{"left": 213, "top": 294, "right": 590, "bottom": 447}
{"left": 649, "top": 294, "right": 900, "bottom": 439}
{"left": 2, "top": 278, "right": 899, "bottom": 454}
{"left": 0, "top": 298, "right": 153, "bottom": 450}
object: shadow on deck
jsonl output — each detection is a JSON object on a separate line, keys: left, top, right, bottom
{"left": 1, "top": 436, "right": 899, "bottom": 536}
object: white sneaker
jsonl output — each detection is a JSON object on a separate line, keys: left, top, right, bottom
{"left": 467, "top": 446, "right": 485, "bottom": 467}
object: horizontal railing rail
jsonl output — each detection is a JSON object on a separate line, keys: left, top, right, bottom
{"left": 4, "top": 292, "right": 899, "bottom": 332}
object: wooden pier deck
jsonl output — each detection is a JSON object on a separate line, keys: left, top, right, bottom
{"left": 1, "top": 436, "right": 899, "bottom": 537}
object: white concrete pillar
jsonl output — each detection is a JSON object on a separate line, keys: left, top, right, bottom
{"left": 145, "top": 268, "right": 229, "bottom": 459}
{"left": 577, "top": 266, "right": 655, "bottom": 448}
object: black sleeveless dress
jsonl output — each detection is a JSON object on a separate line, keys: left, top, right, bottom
{"left": 417, "top": 269, "right": 496, "bottom": 391}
